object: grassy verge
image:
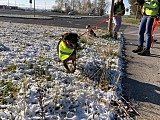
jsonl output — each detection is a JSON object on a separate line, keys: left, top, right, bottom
{"left": 122, "top": 17, "right": 140, "bottom": 24}
{"left": 122, "top": 16, "right": 160, "bottom": 26}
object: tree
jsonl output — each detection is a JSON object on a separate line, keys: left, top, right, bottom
{"left": 53, "top": 0, "right": 109, "bottom": 15}
{"left": 81, "top": 0, "right": 87, "bottom": 14}
{"left": 128, "top": 0, "right": 142, "bottom": 19}
{"left": 97, "top": 0, "right": 108, "bottom": 16}
{"left": 128, "top": 0, "right": 138, "bottom": 15}
{"left": 55, "top": 0, "right": 64, "bottom": 13}
{"left": 70, "top": 0, "right": 75, "bottom": 10}
{"left": 77, "top": 0, "right": 82, "bottom": 14}
{"left": 65, "top": 3, "right": 72, "bottom": 13}
{"left": 86, "top": 0, "right": 92, "bottom": 13}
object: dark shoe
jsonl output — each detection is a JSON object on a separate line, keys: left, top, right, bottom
{"left": 113, "top": 32, "right": 117, "bottom": 39}
{"left": 137, "top": 48, "right": 150, "bottom": 56}
{"left": 132, "top": 46, "right": 143, "bottom": 53}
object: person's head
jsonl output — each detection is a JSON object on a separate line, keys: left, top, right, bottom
{"left": 118, "top": 0, "right": 123, "bottom": 3}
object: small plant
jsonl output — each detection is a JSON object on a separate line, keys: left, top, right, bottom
{"left": 101, "top": 34, "right": 109, "bottom": 39}
{"left": 25, "top": 60, "right": 34, "bottom": 69}
{"left": 3, "top": 63, "right": 17, "bottom": 72}
{"left": 79, "top": 38, "right": 87, "bottom": 44}
{"left": 0, "top": 80, "right": 20, "bottom": 104}
{"left": 43, "top": 33, "right": 56, "bottom": 38}
{"left": 37, "top": 84, "right": 47, "bottom": 120}
{"left": 38, "top": 55, "right": 45, "bottom": 63}
{"left": 45, "top": 75, "right": 52, "bottom": 81}
{"left": 100, "top": 29, "right": 113, "bottom": 39}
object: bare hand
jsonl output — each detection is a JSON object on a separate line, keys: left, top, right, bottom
{"left": 134, "top": 1, "right": 139, "bottom": 5}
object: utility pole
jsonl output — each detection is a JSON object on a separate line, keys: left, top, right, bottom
{"left": 8, "top": 0, "right": 9, "bottom": 6}
{"left": 34, "top": 0, "right": 35, "bottom": 17}
{"left": 29, "top": 0, "right": 32, "bottom": 9}
{"left": 29, "top": 0, "right": 35, "bottom": 17}
{"left": 108, "top": 0, "right": 114, "bottom": 36}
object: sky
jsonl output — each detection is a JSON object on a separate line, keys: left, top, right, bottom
{"left": 0, "top": 0, "right": 130, "bottom": 10}
{"left": 0, "top": 0, "right": 56, "bottom": 9}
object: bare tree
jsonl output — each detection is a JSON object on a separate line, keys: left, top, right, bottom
{"left": 86, "top": 0, "right": 92, "bottom": 13}
{"left": 81, "top": 0, "right": 87, "bottom": 14}
{"left": 55, "top": 0, "right": 64, "bottom": 12}
{"left": 77, "top": 0, "right": 82, "bottom": 14}
{"left": 92, "top": 0, "right": 97, "bottom": 14}
{"left": 97, "top": 0, "right": 108, "bottom": 16}
{"left": 53, "top": 0, "right": 109, "bottom": 15}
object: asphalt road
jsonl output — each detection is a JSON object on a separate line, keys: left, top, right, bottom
{"left": 0, "top": 9, "right": 108, "bottom": 29}
{"left": 122, "top": 24, "right": 160, "bottom": 120}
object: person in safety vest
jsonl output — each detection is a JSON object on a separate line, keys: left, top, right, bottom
{"left": 132, "top": 0, "right": 160, "bottom": 56}
{"left": 113, "top": 0, "right": 125, "bottom": 38}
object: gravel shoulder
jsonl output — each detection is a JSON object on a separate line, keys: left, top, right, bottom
{"left": 122, "top": 24, "right": 160, "bottom": 120}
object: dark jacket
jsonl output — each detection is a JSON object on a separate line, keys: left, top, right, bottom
{"left": 113, "top": 2, "right": 125, "bottom": 15}
{"left": 137, "top": 0, "right": 160, "bottom": 16}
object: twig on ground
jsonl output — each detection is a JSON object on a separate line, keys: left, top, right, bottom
{"left": 110, "top": 74, "right": 121, "bottom": 91}
{"left": 23, "top": 75, "right": 27, "bottom": 118}
{"left": 37, "top": 84, "right": 46, "bottom": 120}
{"left": 120, "top": 95, "right": 141, "bottom": 116}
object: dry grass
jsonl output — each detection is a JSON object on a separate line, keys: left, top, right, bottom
{"left": 122, "top": 17, "right": 140, "bottom": 24}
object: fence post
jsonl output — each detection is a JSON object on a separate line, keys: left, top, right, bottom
{"left": 34, "top": 0, "right": 35, "bottom": 17}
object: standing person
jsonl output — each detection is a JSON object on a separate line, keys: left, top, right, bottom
{"left": 132, "top": 0, "right": 160, "bottom": 56}
{"left": 113, "top": 0, "right": 125, "bottom": 38}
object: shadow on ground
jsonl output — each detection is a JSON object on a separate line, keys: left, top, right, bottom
{"left": 122, "top": 77, "right": 160, "bottom": 106}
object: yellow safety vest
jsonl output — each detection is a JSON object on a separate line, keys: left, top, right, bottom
{"left": 142, "top": 0, "right": 159, "bottom": 16}
{"left": 59, "top": 41, "right": 74, "bottom": 61}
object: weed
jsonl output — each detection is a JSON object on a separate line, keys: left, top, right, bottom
{"left": 0, "top": 80, "right": 20, "bottom": 104}
{"left": 3, "top": 64, "right": 17, "bottom": 72}
{"left": 79, "top": 38, "right": 87, "bottom": 44}
{"left": 43, "top": 33, "right": 56, "bottom": 38}
{"left": 37, "top": 84, "right": 46, "bottom": 120}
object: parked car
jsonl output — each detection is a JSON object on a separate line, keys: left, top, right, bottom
{"left": 88, "top": 13, "right": 94, "bottom": 16}
{"left": 68, "top": 11, "right": 75, "bottom": 15}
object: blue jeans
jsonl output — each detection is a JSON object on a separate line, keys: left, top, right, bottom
{"left": 138, "top": 15, "right": 154, "bottom": 49}
{"left": 113, "top": 16, "right": 122, "bottom": 32}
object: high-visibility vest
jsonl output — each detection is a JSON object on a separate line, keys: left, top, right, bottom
{"left": 59, "top": 41, "right": 74, "bottom": 61}
{"left": 142, "top": 0, "right": 159, "bottom": 16}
